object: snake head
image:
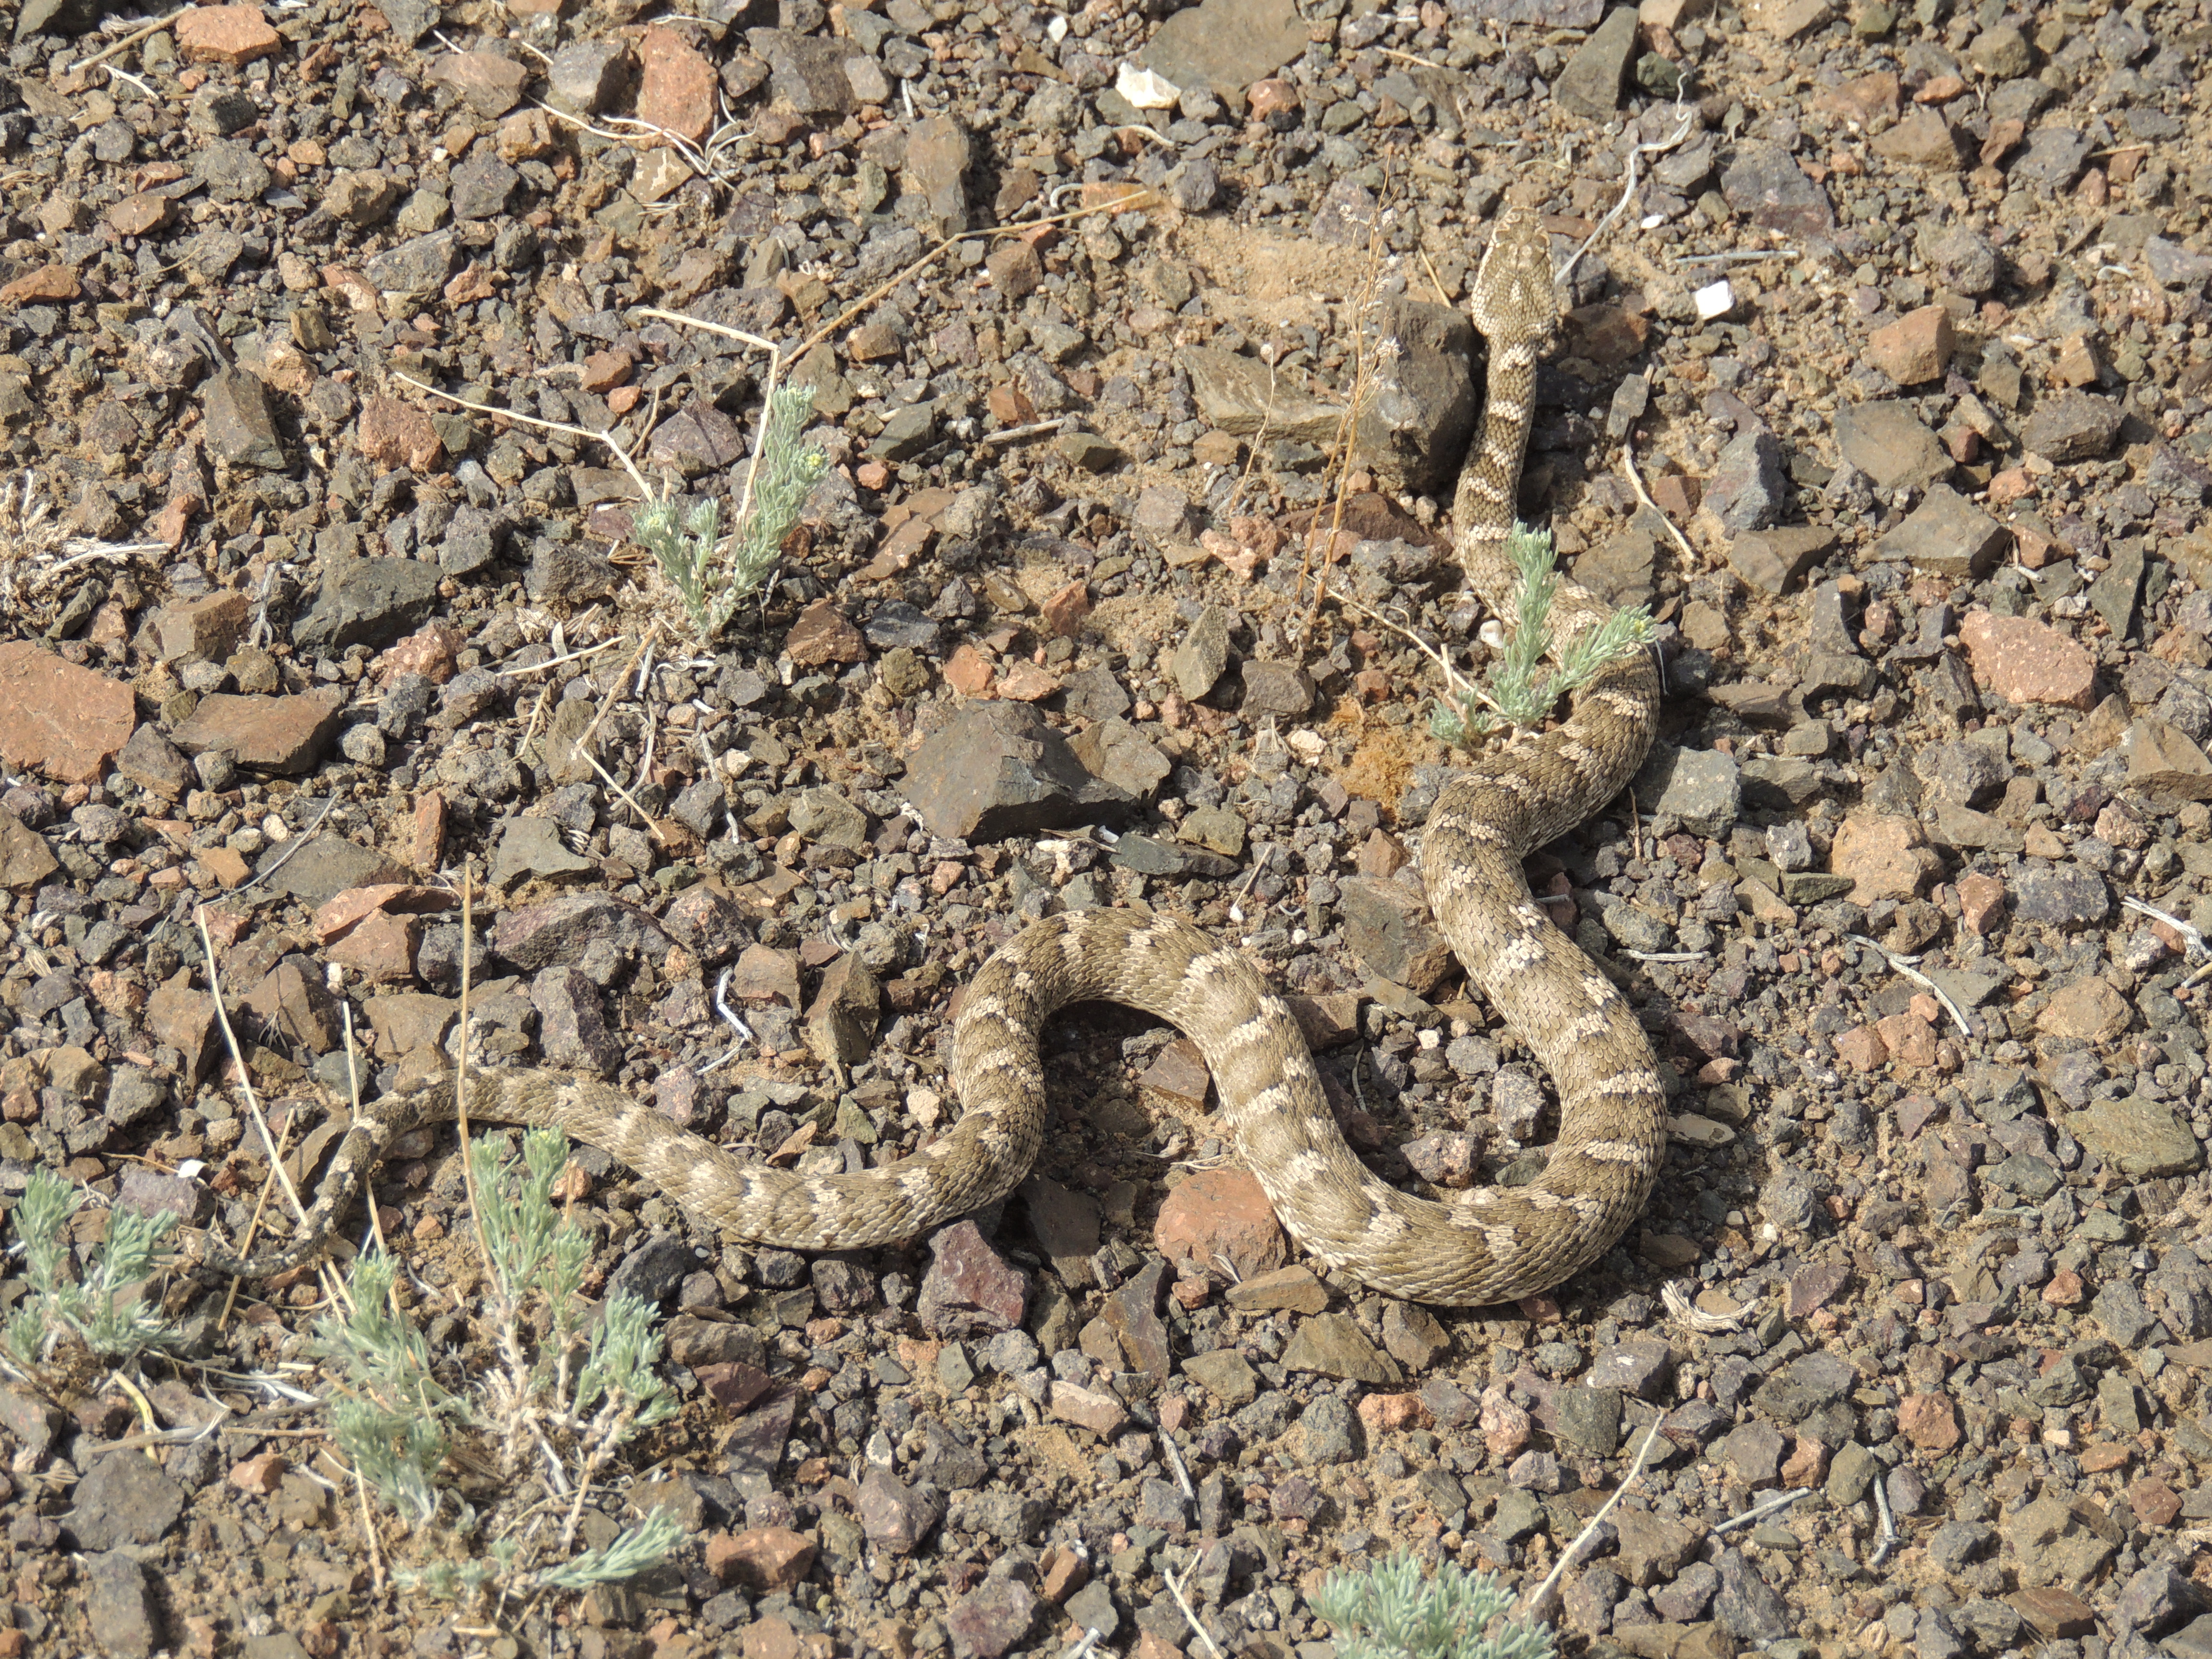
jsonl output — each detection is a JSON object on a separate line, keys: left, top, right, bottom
{"left": 1469, "top": 208, "right": 1560, "bottom": 342}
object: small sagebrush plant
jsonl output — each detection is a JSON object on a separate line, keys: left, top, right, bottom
{"left": 637, "top": 380, "right": 828, "bottom": 641}
{"left": 1310, "top": 1555, "right": 1556, "bottom": 1659}
{"left": 4, "top": 1168, "right": 183, "bottom": 1368}
{"left": 1431, "top": 521, "right": 1655, "bottom": 746}
{"left": 316, "top": 1127, "right": 681, "bottom": 1604}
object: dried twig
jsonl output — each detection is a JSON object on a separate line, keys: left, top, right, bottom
{"left": 978, "top": 418, "right": 1068, "bottom": 445}
{"left": 1712, "top": 1485, "right": 1811, "bottom": 1535}
{"left": 65, "top": 9, "right": 187, "bottom": 74}
{"left": 1521, "top": 1409, "right": 1667, "bottom": 1619}
{"left": 1867, "top": 1465, "right": 1897, "bottom": 1568}
{"left": 1161, "top": 1561, "right": 1223, "bottom": 1659}
{"left": 1620, "top": 437, "right": 1699, "bottom": 568}
{"left": 453, "top": 866, "right": 493, "bottom": 1283}
{"left": 2122, "top": 895, "right": 2207, "bottom": 959}
{"left": 1158, "top": 1425, "right": 1196, "bottom": 1501}
{"left": 391, "top": 372, "right": 654, "bottom": 502}
{"left": 226, "top": 796, "right": 339, "bottom": 900}
{"left": 496, "top": 637, "right": 625, "bottom": 678}
{"left": 1847, "top": 934, "right": 1972, "bottom": 1037}
{"left": 193, "top": 907, "right": 334, "bottom": 1326}
{"left": 1558, "top": 103, "right": 1698, "bottom": 286}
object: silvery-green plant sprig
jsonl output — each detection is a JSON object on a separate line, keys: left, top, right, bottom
{"left": 1431, "top": 521, "right": 1654, "bottom": 746}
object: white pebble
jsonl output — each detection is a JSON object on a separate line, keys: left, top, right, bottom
{"left": 1694, "top": 278, "right": 1735, "bottom": 320}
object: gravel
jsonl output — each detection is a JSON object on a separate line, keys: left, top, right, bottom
{"left": 2, "top": 0, "right": 2212, "bottom": 1654}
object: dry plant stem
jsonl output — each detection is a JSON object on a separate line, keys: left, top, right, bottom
{"left": 391, "top": 373, "right": 658, "bottom": 503}
{"left": 1162, "top": 1561, "right": 1223, "bottom": 1659}
{"left": 626, "top": 309, "right": 790, "bottom": 521}
{"left": 231, "top": 796, "right": 338, "bottom": 900}
{"left": 1298, "top": 213, "right": 1387, "bottom": 632}
{"left": 1868, "top": 1467, "right": 1897, "bottom": 1567}
{"left": 65, "top": 9, "right": 186, "bottom": 74}
{"left": 1522, "top": 1409, "right": 1667, "bottom": 1620}
{"left": 195, "top": 906, "right": 328, "bottom": 1325}
{"left": 355, "top": 1467, "right": 388, "bottom": 1592}
{"left": 1712, "top": 1486, "right": 1810, "bottom": 1535}
{"left": 574, "top": 632, "right": 651, "bottom": 761}
{"left": 792, "top": 189, "right": 1154, "bottom": 361}
{"left": 341, "top": 1005, "right": 390, "bottom": 1263}
{"left": 456, "top": 868, "right": 490, "bottom": 1285}
{"left": 582, "top": 743, "right": 671, "bottom": 845}
{"left": 1619, "top": 440, "right": 1699, "bottom": 568}
{"left": 497, "top": 637, "right": 625, "bottom": 678}
{"left": 1418, "top": 245, "right": 1452, "bottom": 305}
{"left": 1158, "top": 1425, "right": 1195, "bottom": 1499}
{"left": 110, "top": 1372, "right": 163, "bottom": 1461}
{"left": 1558, "top": 105, "right": 1698, "bottom": 286}
{"left": 1847, "top": 933, "right": 1972, "bottom": 1037}
{"left": 979, "top": 417, "right": 1068, "bottom": 445}
{"left": 2123, "top": 895, "right": 2208, "bottom": 958}
{"left": 1661, "top": 1278, "right": 1749, "bottom": 1332}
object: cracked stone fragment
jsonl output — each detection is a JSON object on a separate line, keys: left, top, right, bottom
{"left": 903, "top": 703, "right": 1133, "bottom": 840}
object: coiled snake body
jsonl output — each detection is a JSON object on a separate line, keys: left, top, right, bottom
{"left": 204, "top": 211, "right": 1666, "bottom": 1305}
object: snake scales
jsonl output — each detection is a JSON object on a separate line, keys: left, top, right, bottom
{"left": 202, "top": 210, "right": 1665, "bottom": 1305}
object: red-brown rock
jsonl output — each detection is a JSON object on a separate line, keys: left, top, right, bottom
{"left": 428, "top": 50, "right": 530, "bottom": 117}
{"left": 1154, "top": 1168, "right": 1287, "bottom": 1283}
{"left": 171, "top": 693, "right": 342, "bottom": 774}
{"left": 710, "top": 1527, "right": 815, "bottom": 1591}
{"left": 357, "top": 397, "right": 445, "bottom": 472}
{"left": 1829, "top": 814, "right": 1941, "bottom": 902}
{"left": 176, "top": 5, "right": 283, "bottom": 65}
{"left": 1956, "top": 871, "right": 2005, "bottom": 935}
{"left": 785, "top": 600, "right": 867, "bottom": 666}
{"left": 1875, "top": 1010, "right": 1939, "bottom": 1069}
{"left": 0, "top": 266, "right": 79, "bottom": 305}
{"left": 1866, "top": 304, "right": 1954, "bottom": 385}
{"left": 2127, "top": 1477, "right": 2181, "bottom": 1528}
{"left": 637, "top": 26, "right": 719, "bottom": 147}
{"left": 1040, "top": 580, "right": 1091, "bottom": 639}
{"left": 1897, "top": 1391, "right": 1960, "bottom": 1452}
{"left": 1832, "top": 1024, "right": 1888, "bottom": 1071}
{"left": 0, "top": 645, "right": 134, "bottom": 783}
{"left": 1959, "top": 611, "right": 2097, "bottom": 709}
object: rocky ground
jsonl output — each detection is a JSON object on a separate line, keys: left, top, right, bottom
{"left": 2, "top": 0, "right": 2212, "bottom": 1655}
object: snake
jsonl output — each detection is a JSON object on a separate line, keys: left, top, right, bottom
{"left": 199, "top": 209, "right": 1666, "bottom": 1306}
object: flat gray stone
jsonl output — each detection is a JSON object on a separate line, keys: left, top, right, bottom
{"left": 1358, "top": 299, "right": 1477, "bottom": 495}
{"left": 1069, "top": 717, "right": 1172, "bottom": 799}
{"left": 67, "top": 1454, "right": 186, "bottom": 1551}
{"left": 1727, "top": 525, "right": 1836, "bottom": 595}
{"left": 1873, "top": 484, "right": 2008, "bottom": 578}
{"left": 2146, "top": 237, "right": 2212, "bottom": 292}
{"left": 490, "top": 817, "right": 594, "bottom": 889}
{"left": 1172, "top": 605, "right": 1234, "bottom": 700}
{"left": 293, "top": 556, "right": 442, "bottom": 651}
{"left": 1182, "top": 345, "right": 1343, "bottom": 445}
{"left": 1638, "top": 745, "right": 1740, "bottom": 837}
{"left": 1702, "top": 428, "right": 1786, "bottom": 534}
{"left": 1553, "top": 4, "right": 1639, "bottom": 120}
{"left": 363, "top": 229, "right": 458, "bottom": 301}
{"left": 1836, "top": 400, "right": 1951, "bottom": 492}
{"left": 2022, "top": 390, "right": 2124, "bottom": 463}
{"left": 1719, "top": 139, "right": 1834, "bottom": 236}
{"left": 251, "top": 833, "right": 408, "bottom": 907}
{"left": 903, "top": 703, "right": 1134, "bottom": 842}
{"left": 2067, "top": 1096, "right": 2202, "bottom": 1178}
{"left": 1138, "top": 0, "right": 1308, "bottom": 104}
{"left": 200, "top": 371, "right": 286, "bottom": 470}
